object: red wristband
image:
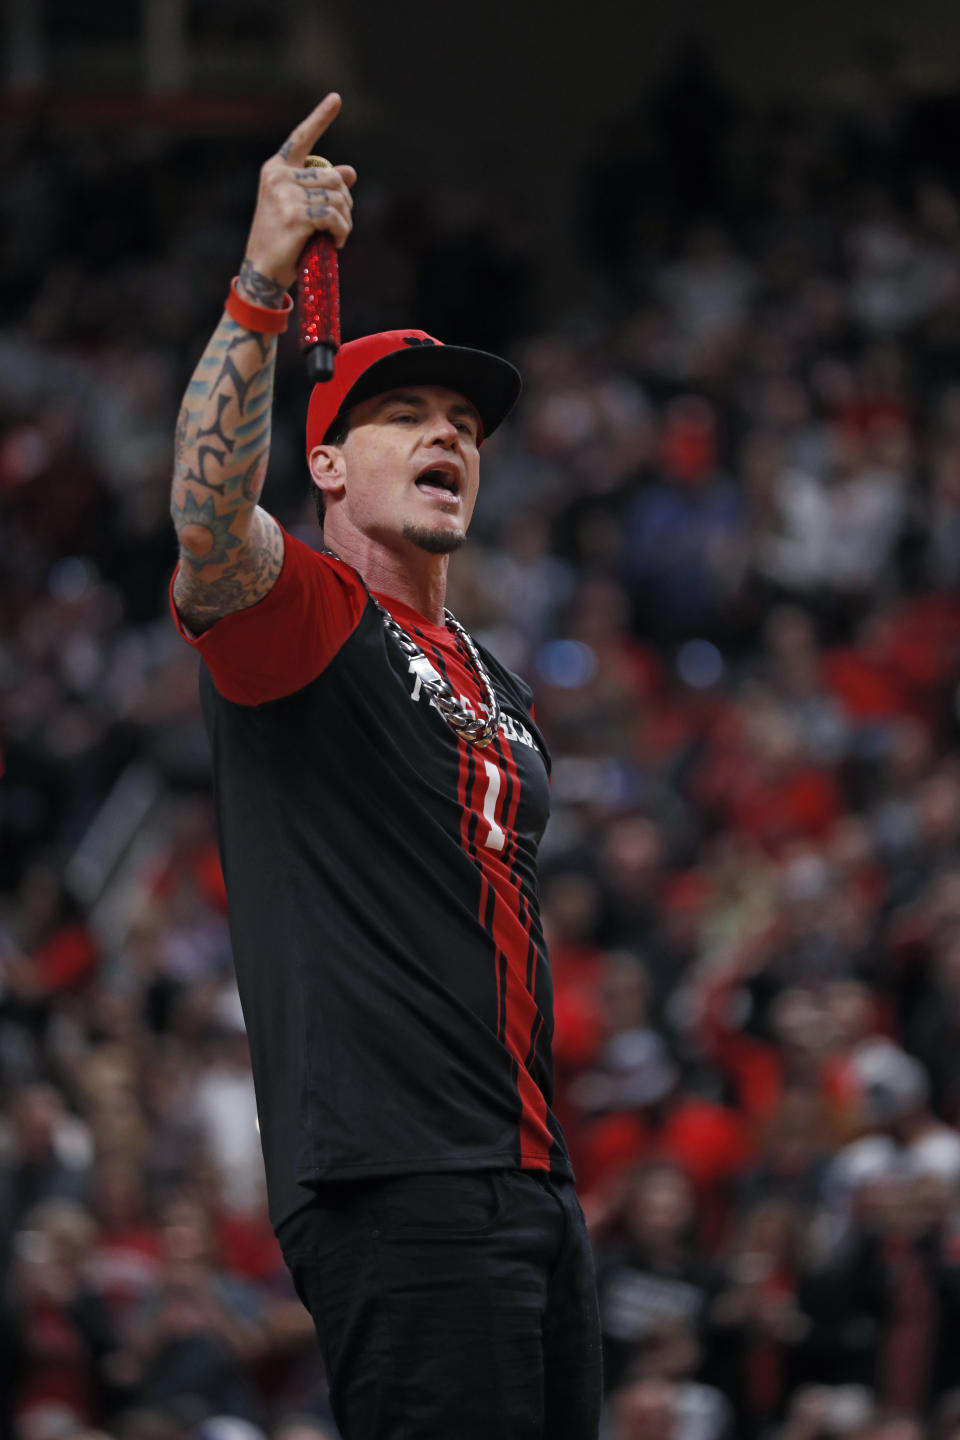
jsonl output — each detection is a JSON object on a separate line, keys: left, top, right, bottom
{"left": 224, "top": 277, "right": 293, "bottom": 334}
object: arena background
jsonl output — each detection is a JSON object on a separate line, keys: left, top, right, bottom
{"left": 7, "top": 2, "right": 960, "bottom": 1437}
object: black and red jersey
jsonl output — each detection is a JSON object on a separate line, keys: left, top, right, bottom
{"left": 171, "top": 528, "right": 572, "bottom": 1229}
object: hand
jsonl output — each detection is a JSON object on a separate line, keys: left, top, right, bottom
{"left": 241, "top": 93, "right": 357, "bottom": 298}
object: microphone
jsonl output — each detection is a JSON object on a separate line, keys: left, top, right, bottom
{"left": 298, "top": 155, "right": 341, "bottom": 384}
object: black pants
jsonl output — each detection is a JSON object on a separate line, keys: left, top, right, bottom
{"left": 276, "top": 1169, "right": 602, "bottom": 1440}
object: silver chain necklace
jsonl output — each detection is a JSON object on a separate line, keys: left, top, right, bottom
{"left": 323, "top": 548, "right": 501, "bottom": 748}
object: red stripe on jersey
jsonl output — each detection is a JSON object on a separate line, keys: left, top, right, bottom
{"left": 404, "top": 618, "right": 552, "bottom": 1169}
{"left": 480, "top": 735, "right": 552, "bottom": 1168}
{"left": 492, "top": 731, "right": 552, "bottom": 1157}
{"left": 495, "top": 732, "right": 524, "bottom": 842}
{"left": 444, "top": 650, "right": 502, "bottom": 1043}
{"left": 487, "top": 868, "right": 552, "bottom": 1166}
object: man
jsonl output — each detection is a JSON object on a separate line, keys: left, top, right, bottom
{"left": 169, "top": 94, "right": 602, "bottom": 1440}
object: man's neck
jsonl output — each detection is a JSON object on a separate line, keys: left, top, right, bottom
{"left": 322, "top": 526, "right": 450, "bottom": 625}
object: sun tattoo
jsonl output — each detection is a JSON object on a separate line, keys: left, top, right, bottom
{"left": 175, "top": 491, "right": 243, "bottom": 570}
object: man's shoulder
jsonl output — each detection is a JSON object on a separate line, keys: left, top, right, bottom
{"left": 185, "top": 527, "right": 371, "bottom": 707}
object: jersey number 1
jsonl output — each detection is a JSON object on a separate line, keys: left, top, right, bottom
{"left": 481, "top": 759, "right": 506, "bottom": 853}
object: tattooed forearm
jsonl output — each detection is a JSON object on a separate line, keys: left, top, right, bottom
{"left": 173, "top": 318, "right": 275, "bottom": 500}
{"left": 171, "top": 303, "right": 282, "bottom": 618}
{"left": 237, "top": 258, "right": 287, "bottom": 308}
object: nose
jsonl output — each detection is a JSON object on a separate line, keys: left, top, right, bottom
{"left": 426, "top": 412, "right": 460, "bottom": 447}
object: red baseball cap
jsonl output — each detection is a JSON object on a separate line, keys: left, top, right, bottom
{"left": 305, "top": 329, "right": 522, "bottom": 458}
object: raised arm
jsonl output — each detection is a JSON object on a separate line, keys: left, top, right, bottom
{"left": 172, "top": 93, "right": 356, "bottom": 634}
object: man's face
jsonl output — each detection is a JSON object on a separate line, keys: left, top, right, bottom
{"left": 323, "top": 384, "right": 482, "bottom": 555}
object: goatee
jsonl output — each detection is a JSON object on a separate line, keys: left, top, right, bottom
{"left": 402, "top": 523, "right": 466, "bottom": 556}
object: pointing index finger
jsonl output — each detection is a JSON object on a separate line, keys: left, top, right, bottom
{"left": 278, "top": 93, "right": 342, "bottom": 165}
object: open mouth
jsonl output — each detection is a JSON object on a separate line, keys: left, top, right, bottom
{"left": 414, "top": 465, "right": 461, "bottom": 501}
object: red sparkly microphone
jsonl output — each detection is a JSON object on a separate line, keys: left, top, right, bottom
{"left": 298, "top": 155, "right": 341, "bottom": 383}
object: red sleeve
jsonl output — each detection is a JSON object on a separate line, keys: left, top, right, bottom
{"left": 169, "top": 527, "right": 367, "bottom": 705}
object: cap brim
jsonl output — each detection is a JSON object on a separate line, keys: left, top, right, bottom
{"left": 339, "top": 344, "right": 522, "bottom": 440}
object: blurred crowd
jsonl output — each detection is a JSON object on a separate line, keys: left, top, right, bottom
{"left": 5, "top": 40, "right": 960, "bottom": 1440}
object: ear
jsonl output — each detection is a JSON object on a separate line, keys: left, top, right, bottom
{"left": 308, "top": 444, "right": 347, "bottom": 502}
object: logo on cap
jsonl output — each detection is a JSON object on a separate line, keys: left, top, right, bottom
{"left": 403, "top": 336, "right": 438, "bottom": 347}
